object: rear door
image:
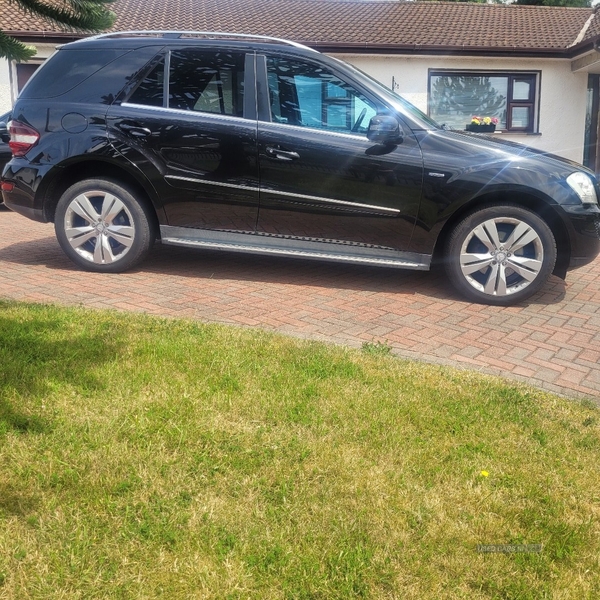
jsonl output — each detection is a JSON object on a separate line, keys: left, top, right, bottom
{"left": 108, "top": 48, "right": 259, "bottom": 232}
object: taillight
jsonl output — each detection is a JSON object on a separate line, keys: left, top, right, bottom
{"left": 8, "top": 120, "right": 39, "bottom": 157}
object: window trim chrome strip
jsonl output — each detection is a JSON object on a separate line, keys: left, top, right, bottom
{"left": 121, "top": 102, "right": 252, "bottom": 126}
{"left": 165, "top": 175, "right": 400, "bottom": 214}
{"left": 120, "top": 103, "right": 369, "bottom": 141}
{"left": 258, "top": 119, "right": 369, "bottom": 142}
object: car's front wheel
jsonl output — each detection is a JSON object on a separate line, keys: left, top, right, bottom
{"left": 445, "top": 204, "right": 557, "bottom": 305}
{"left": 55, "top": 178, "right": 155, "bottom": 273}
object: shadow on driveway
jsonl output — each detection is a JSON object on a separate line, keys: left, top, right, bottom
{"left": 0, "top": 236, "right": 567, "bottom": 306}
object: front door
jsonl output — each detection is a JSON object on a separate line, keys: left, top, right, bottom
{"left": 256, "top": 54, "right": 423, "bottom": 252}
{"left": 108, "top": 48, "right": 259, "bottom": 232}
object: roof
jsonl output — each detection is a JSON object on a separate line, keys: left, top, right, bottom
{"left": 2, "top": 0, "right": 600, "bottom": 58}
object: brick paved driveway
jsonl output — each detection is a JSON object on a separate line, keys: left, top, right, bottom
{"left": 1, "top": 208, "right": 599, "bottom": 400}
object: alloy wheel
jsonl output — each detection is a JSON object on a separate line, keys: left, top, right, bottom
{"left": 63, "top": 190, "right": 136, "bottom": 264}
{"left": 459, "top": 217, "right": 544, "bottom": 297}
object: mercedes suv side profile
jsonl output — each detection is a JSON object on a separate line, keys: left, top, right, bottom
{"left": 2, "top": 31, "right": 600, "bottom": 305}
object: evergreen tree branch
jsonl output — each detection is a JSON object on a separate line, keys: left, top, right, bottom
{"left": 1, "top": 0, "right": 115, "bottom": 60}
{"left": 9, "top": 0, "right": 116, "bottom": 31}
{"left": 0, "top": 29, "right": 36, "bottom": 61}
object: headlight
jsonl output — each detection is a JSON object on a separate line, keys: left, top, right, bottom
{"left": 566, "top": 172, "right": 598, "bottom": 205}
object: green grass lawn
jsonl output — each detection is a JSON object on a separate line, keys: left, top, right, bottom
{"left": 1, "top": 300, "right": 599, "bottom": 599}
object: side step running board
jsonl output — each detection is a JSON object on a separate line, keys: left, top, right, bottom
{"left": 160, "top": 233, "right": 430, "bottom": 271}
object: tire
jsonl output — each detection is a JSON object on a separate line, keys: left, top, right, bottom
{"left": 54, "top": 178, "right": 155, "bottom": 273}
{"left": 445, "top": 204, "right": 557, "bottom": 306}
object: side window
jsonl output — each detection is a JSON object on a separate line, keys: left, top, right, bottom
{"left": 168, "top": 50, "right": 245, "bottom": 116}
{"left": 266, "top": 57, "right": 376, "bottom": 134}
{"left": 129, "top": 58, "right": 165, "bottom": 107}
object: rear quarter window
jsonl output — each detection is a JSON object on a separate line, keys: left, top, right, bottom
{"left": 20, "top": 46, "right": 165, "bottom": 105}
{"left": 20, "top": 49, "right": 130, "bottom": 99}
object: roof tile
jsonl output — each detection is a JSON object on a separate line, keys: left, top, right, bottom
{"left": 0, "top": 0, "right": 597, "bottom": 53}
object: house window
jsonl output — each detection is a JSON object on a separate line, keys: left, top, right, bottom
{"left": 428, "top": 71, "right": 538, "bottom": 133}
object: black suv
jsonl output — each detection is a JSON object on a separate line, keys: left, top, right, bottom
{"left": 2, "top": 31, "right": 600, "bottom": 305}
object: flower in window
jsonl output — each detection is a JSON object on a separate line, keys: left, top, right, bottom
{"left": 471, "top": 116, "right": 499, "bottom": 126}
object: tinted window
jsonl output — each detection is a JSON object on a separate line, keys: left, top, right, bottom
{"left": 267, "top": 56, "right": 376, "bottom": 134}
{"left": 129, "top": 58, "right": 165, "bottom": 107}
{"left": 20, "top": 49, "right": 128, "bottom": 99}
{"left": 168, "top": 50, "right": 245, "bottom": 116}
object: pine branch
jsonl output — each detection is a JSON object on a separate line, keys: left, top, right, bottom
{"left": 0, "top": 30, "right": 36, "bottom": 61}
{"left": 8, "top": 0, "right": 116, "bottom": 31}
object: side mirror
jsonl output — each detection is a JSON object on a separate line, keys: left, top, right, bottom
{"left": 367, "top": 115, "right": 403, "bottom": 145}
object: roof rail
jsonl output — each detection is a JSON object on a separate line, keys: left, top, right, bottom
{"left": 79, "top": 30, "right": 318, "bottom": 52}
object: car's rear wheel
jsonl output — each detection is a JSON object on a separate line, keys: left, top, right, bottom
{"left": 445, "top": 204, "right": 557, "bottom": 305}
{"left": 55, "top": 178, "right": 154, "bottom": 273}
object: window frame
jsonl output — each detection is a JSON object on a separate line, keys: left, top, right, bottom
{"left": 427, "top": 69, "right": 540, "bottom": 134}
{"left": 260, "top": 52, "right": 382, "bottom": 136}
{"left": 125, "top": 48, "right": 249, "bottom": 120}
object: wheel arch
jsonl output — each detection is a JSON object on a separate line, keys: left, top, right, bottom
{"left": 433, "top": 190, "right": 571, "bottom": 279}
{"left": 38, "top": 158, "right": 163, "bottom": 236}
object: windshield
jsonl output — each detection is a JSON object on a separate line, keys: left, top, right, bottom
{"left": 389, "top": 91, "right": 442, "bottom": 129}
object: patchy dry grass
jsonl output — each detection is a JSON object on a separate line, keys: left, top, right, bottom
{"left": 0, "top": 300, "right": 599, "bottom": 599}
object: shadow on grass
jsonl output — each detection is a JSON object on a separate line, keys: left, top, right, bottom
{"left": 0, "top": 302, "right": 128, "bottom": 433}
{"left": 0, "top": 483, "right": 38, "bottom": 516}
{"left": 0, "top": 398, "right": 46, "bottom": 435}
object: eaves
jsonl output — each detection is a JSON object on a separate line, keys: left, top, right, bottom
{"left": 307, "top": 40, "right": 600, "bottom": 60}
{"left": 4, "top": 31, "right": 83, "bottom": 45}
{"left": 6, "top": 30, "right": 600, "bottom": 62}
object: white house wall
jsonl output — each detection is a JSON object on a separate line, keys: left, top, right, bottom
{"left": 339, "top": 54, "right": 587, "bottom": 164}
{"left": 0, "top": 58, "right": 11, "bottom": 113}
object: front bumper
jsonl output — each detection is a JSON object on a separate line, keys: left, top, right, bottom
{"left": 561, "top": 204, "right": 600, "bottom": 270}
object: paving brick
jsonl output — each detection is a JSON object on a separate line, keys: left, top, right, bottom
{"left": 529, "top": 331, "right": 552, "bottom": 343}
{"left": 512, "top": 365, "right": 537, "bottom": 378}
{"left": 453, "top": 346, "right": 484, "bottom": 359}
{"left": 505, "top": 346, "right": 534, "bottom": 361}
{"left": 531, "top": 347, "right": 557, "bottom": 362}
{"left": 556, "top": 348, "right": 582, "bottom": 362}
{"left": 556, "top": 369, "right": 588, "bottom": 387}
{"left": 1, "top": 210, "right": 599, "bottom": 400}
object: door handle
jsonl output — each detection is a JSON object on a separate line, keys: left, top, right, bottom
{"left": 265, "top": 146, "right": 300, "bottom": 161}
{"left": 118, "top": 123, "right": 152, "bottom": 138}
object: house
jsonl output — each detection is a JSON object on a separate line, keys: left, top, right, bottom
{"left": 2, "top": 0, "right": 600, "bottom": 169}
